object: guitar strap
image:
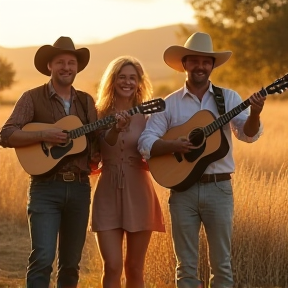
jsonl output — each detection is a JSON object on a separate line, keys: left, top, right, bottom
{"left": 212, "top": 84, "right": 226, "bottom": 115}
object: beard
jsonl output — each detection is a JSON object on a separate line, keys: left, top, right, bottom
{"left": 53, "top": 72, "right": 76, "bottom": 87}
{"left": 191, "top": 70, "right": 210, "bottom": 85}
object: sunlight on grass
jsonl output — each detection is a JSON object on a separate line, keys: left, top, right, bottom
{"left": 1, "top": 101, "right": 288, "bottom": 287}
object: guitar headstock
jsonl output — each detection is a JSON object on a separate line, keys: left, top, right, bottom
{"left": 138, "top": 98, "right": 166, "bottom": 114}
{"left": 265, "top": 73, "right": 288, "bottom": 95}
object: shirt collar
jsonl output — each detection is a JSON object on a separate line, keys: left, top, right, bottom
{"left": 47, "top": 80, "right": 77, "bottom": 99}
{"left": 182, "top": 81, "right": 214, "bottom": 99}
{"left": 48, "top": 80, "right": 56, "bottom": 98}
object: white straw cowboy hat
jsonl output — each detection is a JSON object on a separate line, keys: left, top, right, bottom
{"left": 163, "top": 32, "right": 232, "bottom": 72}
{"left": 34, "top": 36, "right": 90, "bottom": 76}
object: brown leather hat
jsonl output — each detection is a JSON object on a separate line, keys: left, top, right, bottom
{"left": 34, "top": 36, "right": 90, "bottom": 76}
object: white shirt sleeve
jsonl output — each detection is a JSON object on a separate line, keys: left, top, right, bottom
{"left": 138, "top": 109, "right": 168, "bottom": 159}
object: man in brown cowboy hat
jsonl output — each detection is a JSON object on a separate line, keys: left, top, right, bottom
{"left": 139, "top": 32, "right": 266, "bottom": 288}
{"left": 0, "top": 36, "right": 98, "bottom": 288}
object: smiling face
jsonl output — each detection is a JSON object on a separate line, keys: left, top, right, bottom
{"left": 114, "top": 64, "right": 139, "bottom": 100}
{"left": 182, "top": 55, "right": 214, "bottom": 87}
{"left": 48, "top": 53, "right": 78, "bottom": 87}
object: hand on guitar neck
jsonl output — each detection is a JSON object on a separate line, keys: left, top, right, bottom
{"left": 105, "top": 110, "right": 131, "bottom": 145}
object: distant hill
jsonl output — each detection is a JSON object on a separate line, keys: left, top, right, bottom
{"left": 0, "top": 24, "right": 196, "bottom": 102}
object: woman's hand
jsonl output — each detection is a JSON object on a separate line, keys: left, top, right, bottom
{"left": 114, "top": 111, "right": 131, "bottom": 132}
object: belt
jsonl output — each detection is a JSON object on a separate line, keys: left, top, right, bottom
{"left": 198, "top": 173, "right": 231, "bottom": 183}
{"left": 31, "top": 172, "right": 89, "bottom": 183}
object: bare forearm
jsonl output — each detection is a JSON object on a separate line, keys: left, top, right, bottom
{"left": 8, "top": 128, "right": 68, "bottom": 147}
{"left": 151, "top": 137, "right": 199, "bottom": 157}
{"left": 151, "top": 139, "right": 181, "bottom": 157}
{"left": 104, "top": 111, "right": 130, "bottom": 146}
{"left": 243, "top": 92, "right": 265, "bottom": 137}
{"left": 243, "top": 114, "right": 260, "bottom": 137}
{"left": 151, "top": 139, "right": 170, "bottom": 157}
{"left": 104, "top": 125, "right": 121, "bottom": 146}
{"left": 8, "top": 130, "right": 43, "bottom": 147}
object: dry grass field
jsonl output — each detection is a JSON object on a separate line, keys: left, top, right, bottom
{"left": 1, "top": 100, "right": 288, "bottom": 288}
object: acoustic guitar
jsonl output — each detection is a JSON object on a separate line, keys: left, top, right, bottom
{"left": 15, "top": 98, "right": 165, "bottom": 175}
{"left": 147, "top": 74, "right": 288, "bottom": 192}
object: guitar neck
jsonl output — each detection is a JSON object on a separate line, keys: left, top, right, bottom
{"left": 204, "top": 87, "right": 267, "bottom": 137}
{"left": 68, "top": 106, "right": 141, "bottom": 139}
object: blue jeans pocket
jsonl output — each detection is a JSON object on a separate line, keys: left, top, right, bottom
{"left": 215, "top": 180, "right": 232, "bottom": 195}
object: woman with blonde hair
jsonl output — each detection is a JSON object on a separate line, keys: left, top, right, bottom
{"left": 91, "top": 55, "right": 165, "bottom": 288}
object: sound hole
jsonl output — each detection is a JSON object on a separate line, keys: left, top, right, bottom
{"left": 188, "top": 128, "right": 205, "bottom": 147}
{"left": 184, "top": 128, "right": 206, "bottom": 162}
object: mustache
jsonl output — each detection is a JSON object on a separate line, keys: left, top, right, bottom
{"left": 193, "top": 69, "right": 207, "bottom": 74}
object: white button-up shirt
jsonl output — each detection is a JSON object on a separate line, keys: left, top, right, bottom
{"left": 138, "top": 82, "right": 263, "bottom": 174}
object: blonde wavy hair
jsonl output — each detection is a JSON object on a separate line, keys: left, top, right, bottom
{"left": 96, "top": 55, "right": 153, "bottom": 118}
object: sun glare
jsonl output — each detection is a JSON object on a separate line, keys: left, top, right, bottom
{"left": 0, "top": 0, "right": 195, "bottom": 48}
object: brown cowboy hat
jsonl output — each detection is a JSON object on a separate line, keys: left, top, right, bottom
{"left": 34, "top": 36, "right": 90, "bottom": 76}
{"left": 163, "top": 32, "right": 232, "bottom": 72}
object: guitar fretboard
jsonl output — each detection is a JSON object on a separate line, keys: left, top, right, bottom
{"left": 204, "top": 88, "right": 267, "bottom": 137}
{"left": 68, "top": 106, "right": 141, "bottom": 139}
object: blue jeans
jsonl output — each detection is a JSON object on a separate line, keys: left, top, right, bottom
{"left": 168, "top": 180, "right": 234, "bottom": 288}
{"left": 26, "top": 179, "right": 91, "bottom": 288}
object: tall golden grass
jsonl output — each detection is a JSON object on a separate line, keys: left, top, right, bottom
{"left": 0, "top": 100, "right": 288, "bottom": 288}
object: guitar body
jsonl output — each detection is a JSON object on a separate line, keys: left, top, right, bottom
{"left": 14, "top": 98, "right": 167, "bottom": 175}
{"left": 146, "top": 74, "right": 288, "bottom": 191}
{"left": 147, "top": 110, "right": 229, "bottom": 192}
{"left": 15, "top": 115, "right": 87, "bottom": 175}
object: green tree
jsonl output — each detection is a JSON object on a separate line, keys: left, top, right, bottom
{"left": 0, "top": 56, "right": 16, "bottom": 92}
{"left": 186, "top": 0, "right": 288, "bottom": 93}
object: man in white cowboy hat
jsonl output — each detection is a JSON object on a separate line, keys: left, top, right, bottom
{"left": 138, "top": 32, "right": 266, "bottom": 288}
{"left": 0, "top": 36, "right": 98, "bottom": 288}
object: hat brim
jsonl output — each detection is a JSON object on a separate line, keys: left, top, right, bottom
{"left": 34, "top": 45, "right": 90, "bottom": 76}
{"left": 163, "top": 46, "right": 232, "bottom": 72}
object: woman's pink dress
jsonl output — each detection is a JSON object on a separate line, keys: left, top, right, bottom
{"left": 91, "top": 114, "right": 165, "bottom": 232}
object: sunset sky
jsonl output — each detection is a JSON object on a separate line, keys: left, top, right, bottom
{"left": 0, "top": 0, "right": 196, "bottom": 48}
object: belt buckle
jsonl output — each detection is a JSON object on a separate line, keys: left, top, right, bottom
{"left": 62, "top": 172, "right": 75, "bottom": 182}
